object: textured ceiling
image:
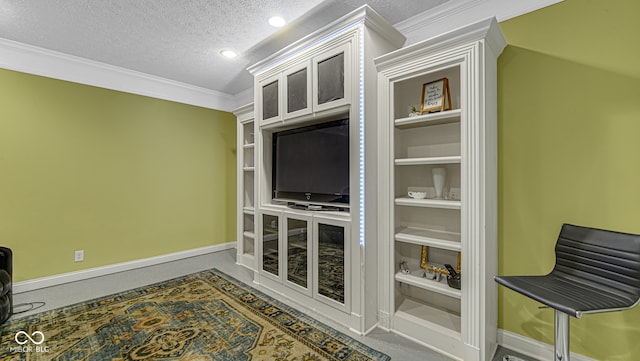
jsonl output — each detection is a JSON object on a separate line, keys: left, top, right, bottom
{"left": 0, "top": 0, "right": 448, "bottom": 96}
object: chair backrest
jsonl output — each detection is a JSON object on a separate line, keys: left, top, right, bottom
{"left": 0, "top": 247, "right": 11, "bottom": 275}
{"left": 554, "top": 224, "right": 640, "bottom": 306}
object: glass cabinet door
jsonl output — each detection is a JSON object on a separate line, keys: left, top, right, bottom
{"left": 283, "top": 61, "right": 312, "bottom": 119}
{"left": 260, "top": 74, "right": 281, "bottom": 124}
{"left": 284, "top": 214, "right": 312, "bottom": 295}
{"left": 262, "top": 213, "right": 280, "bottom": 276}
{"left": 262, "top": 80, "right": 279, "bottom": 120}
{"left": 313, "top": 42, "right": 350, "bottom": 112}
{"left": 316, "top": 53, "right": 344, "bottom": 105}
{"left": 313, "top": 217, "right": 350, "bottom": 311}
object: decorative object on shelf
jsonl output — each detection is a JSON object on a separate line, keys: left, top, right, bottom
{"left": 432, "top": 167, "right": 447, "bottom": 199}
{"left": 445, "top": 263, "right": 461, "bottom": 290}
{"left": 420, "top": 246, "right": 428, "bottom": 270}
{"left": 408, "top": 105, "right": 420, "bottom": 117}
{"left": 399, "top": 261, "right": 410, "bottom": 275}
{"left": 420, "top": 77, "right": 452, "bottom": 114}
{"left": 420, "top": 246, "right": 441, "bottom": 280}
{"left": 408, "top": 190, "right": 427, "bottom": 199}
{"left": 447, "top": 188, "right": 460, "bottom": 201}
{"left": 423, "top": 270, "right": 437, "bottom": 280}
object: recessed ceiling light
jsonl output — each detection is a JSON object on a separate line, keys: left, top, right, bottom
{"left": 268, "top": 16, "right": 286, "bottom": 28}
{"left": 220, "top": 49, "right": 238, "bottom": 58}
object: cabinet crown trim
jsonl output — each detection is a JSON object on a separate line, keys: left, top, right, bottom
{"left": 248, "top": 5, "right": 405, "bottom": 76}
{"left": 374, "top": 17, "right": 505, "bottom": 71}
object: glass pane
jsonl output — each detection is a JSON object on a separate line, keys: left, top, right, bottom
{"left": 262, "top": 80, "right": 279, "bottom": 120}
{"left": 317, "top": 52, "right": 344, "bottom": 105}
{"left": 262, "top": 214, "right": 279, "bottom": 275}
{"left": 287, "top": 68, "right": 307, "bottom": 113}
{"left": 287, "top": 218, "right": 308, "bottom": 288}
{"left": 317, "top": 223, "right": 344, "bottom": 303}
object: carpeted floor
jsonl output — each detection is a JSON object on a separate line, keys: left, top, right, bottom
{"left": 1, "top": 269, "right": 389, "bottom": 361}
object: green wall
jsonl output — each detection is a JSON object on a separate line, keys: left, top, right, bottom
{"left": 0, "top": 69, "right": 236, "bottom": 282}
{"left": 498, "top": 0, "right": 640, "bottom": 359}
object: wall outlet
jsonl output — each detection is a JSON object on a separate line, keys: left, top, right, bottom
{"left": 74, "top": 250, "right": 84, "bottom": 262}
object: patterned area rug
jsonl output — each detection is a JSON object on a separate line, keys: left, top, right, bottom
{"left": 0, "top": 269, "right": 389, "bottom": 361}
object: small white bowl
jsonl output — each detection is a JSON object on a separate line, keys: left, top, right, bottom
{"left": 408, "top": 191, "right": 427, "bottom": 199}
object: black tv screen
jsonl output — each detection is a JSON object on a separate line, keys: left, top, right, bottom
{"left": 273, "top": 119, "right": 349, "bottom": 204}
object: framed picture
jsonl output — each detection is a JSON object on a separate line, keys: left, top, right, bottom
{"left": 420, "top": 77, "right": 452, "bottom": 114}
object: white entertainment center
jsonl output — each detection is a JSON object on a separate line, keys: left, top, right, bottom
{"left": 234, "top": 6, "right": 505, "bottom": 361}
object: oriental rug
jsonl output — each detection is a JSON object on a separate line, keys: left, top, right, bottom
{"left": 0, "top": 269, "right": 389, "bottom": 361}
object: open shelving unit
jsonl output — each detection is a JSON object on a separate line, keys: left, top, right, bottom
{"left": 234, "top": 104, "right": 257, "bottom": 272}
{"left": 375, "top": 18, "right": 505, "bottom": 361}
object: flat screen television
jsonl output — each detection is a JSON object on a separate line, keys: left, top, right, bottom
{"left": 272, "top": 119, "right": 349, "bottom": 205}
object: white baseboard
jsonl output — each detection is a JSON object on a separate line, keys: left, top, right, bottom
{"left": 497, "top": 329, "right": 597, "bottom": 361}
{"left": 14, "top": 242, "right": 235, "bottom": 294}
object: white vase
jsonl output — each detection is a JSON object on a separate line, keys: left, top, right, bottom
{"left": 432, "top": 167, "right": 446, "bottom": 199}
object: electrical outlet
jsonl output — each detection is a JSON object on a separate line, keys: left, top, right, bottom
{"left": 74, "top": 250, "right": 84, "bottom": 262}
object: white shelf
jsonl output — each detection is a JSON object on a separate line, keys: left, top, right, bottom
{"left": 243, "top": 231, "right": 255, "bottom": 239}
{"left": 243, "top": 143, "right": 255, "bottom": 149}
{"left": 395, "top": 227, "right": 461, "bottom": 251}
{"left": 394, "top": 109, "right": 461, "bottom": 129}
{"left": 395, "top": 297, "right": 461, "bottom": 334}
{"left": 395, "top": 197, "right": 461, "bottom": 209}
{"left": 395, "top": 270, "right": 461, "bottom": 299}
{"left": 243, "top": 166, "right": 255, "bottom": 172}
{"left": 243, "top": 207, "right": 255, "bottom": 215}
{"left": 395, "top": 156, "right": 461, "bottom": 166}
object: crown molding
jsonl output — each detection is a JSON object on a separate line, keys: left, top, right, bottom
{"left": 0, "top": 37, "right": 237, "bottom": 112}
{"left": 395, "top": 0, "right": 563, "bottom": 45}
{"left": 375, "top": 17, "right": 506, "bottom": 71}
{"left": 247, "top": 4, "right": 405, "bottom": 76}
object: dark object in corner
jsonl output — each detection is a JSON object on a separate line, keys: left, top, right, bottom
{"left": 0, "top": 247, "right": 12, "bottom": 324}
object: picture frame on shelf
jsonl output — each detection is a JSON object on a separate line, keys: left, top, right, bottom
{"left": 420, "top": 77, "right": 452, "bottom": 114}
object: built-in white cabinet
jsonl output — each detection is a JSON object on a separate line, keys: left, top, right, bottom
{"left": 257, "top": 208, "right": 350, "bottom": 310}
{"left": 375, "top": 18, "right": 505, "bottom": 361}
{"left": 256, "top": 43, "right": 351, "bottom": 126}
{"left": 233, "top": 104, "right": 257, "bottom": 273}
{"left": 245, "top": 6, "right": 405, "bottom": 334}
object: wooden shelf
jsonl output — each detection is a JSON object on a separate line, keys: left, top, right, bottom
{"left": 394, "top": 109, "right": 461, "bottom": 129}
{"left": 395, "top": 227, "right": 461, "bottom": 251}
{"left": 395, "top": 156, "right": 461, "bottom": 166}
{"left": 395, "top": 197, "right": 461, "bottom": 210}
{"left": 395, "top": 270, "right": 461, "bottom": 299}
{"left": 395, "top": 297, "right": 461, "bottom": 334}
